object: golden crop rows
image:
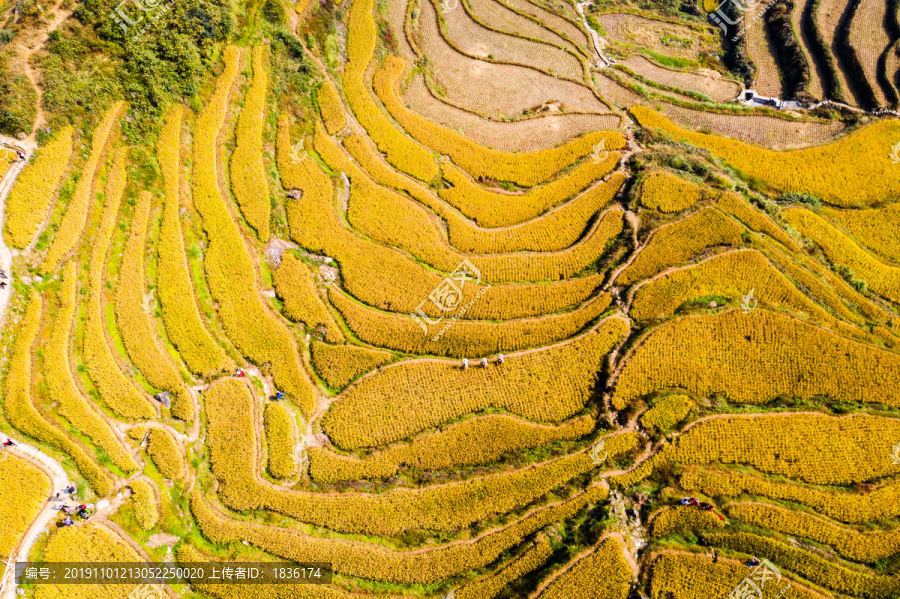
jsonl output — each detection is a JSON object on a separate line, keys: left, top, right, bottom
{"left": 649, "top": 505, "right": 723, "bottom": 538}
{"left": 115, "top": 190, "right": 192, "bottom": 420}
{"left": 191, "top": 46, "right": 315, "bottom": 416}
{"left": 146, "top": 427, "right": 185, "bottom": 480}
{"left": 767, "top": 230, "right": 899, "bottom": 325}
{"left": 81, "top": 149, "right": 157, "bottom": 420}
{"left": 309, "top": 341, "right": 392, "bottom": 390}
{"left": 272, "top": 253, "right": 343, "bottom": 343}
{"left": 263, "top": 402, "right": 298, "bottom": 479}
{"left": 783, "top": 207, "right": 900, "bottom": 304}
{"left": 639, "top": 394, "right": 694, "bottom": 433}
{"left": 536, "top": 536, "right": 632, "bottom": 599}
{"left": 317, "top": 124, "right": 626, "bottom": 283}
{"left": 155, "top": 105, "right": 233, "bottom": 378}
{"left": 317, "top": 79, "right": 347, "bottom": 135}
{"left": 762, "top": 237, "right": 867, "bottom": 324}
{"left": 680, "top": 467, "right": 900, "bottom": 524}
{"left": 174, "top": 544, "right": 353, "bottom": 599}
{"left": 308, "top": 413, "right": 595, "bottom": 483}
{"left": 190, "top": 482, "right": 609, "bottom": 584}
{"left": 616, "top": 413, "right": 900, "bottom": 487}
{"left": 3, "top": 126, "right": 73, "bottom": 249}
{"left": 206, "top": 376, "right": 640, "bottom": 536}
{"left": 0, "top": 454, "right": 51, "bottom": 561}
{"left": 612, "top": 309, "right": 900, "bottom": 409}
{"left": 278, "top": 119, "right": 605, "bottom": 320}
{"left": 230, "top": 45, "right": 271, "bottom": 241}
{"left": 16, "top": 14, "right": 895, "bottom": 594}
{"left": 447, "top": 173, "right": 627, "bottom": 255}
{"left": 345, "top": 0, "right": 438, "bottom": 181}
{"left": 322, "top": 316, "right": 629, "bottom": 449}
{"left": 716, "top": 192, "right": 800, "bottom": 251}
{"left": 438, "top": 158, "right": 620, "bottom": 228}
{"left": 4, "top": 292, "right": 113, "bottom": 495}
{"left": 130, "top": 479, "right": 160, "bottom": 530}
{"left": 630, "top": 249, "right": 838, "bottom": 325}
{"left": 639, "top": 170, "right": 704, "bottom": 213}
{"left": 329, "top": 285, "right": 614, "bottom": 358}
{"left": 617, "top": 207, "right": 744, "bottom": 285}
{"left": 338, "top": 125, "right": 625, "bottom": 254}
{"left": 40, "top": 102, "right": 124, "bottom": 274}
{"left": 45, "top": 263, "right": 138, "bottom": 473}
{"left": 726, "top": 502, "right": 900, "bottom": 562}
{"left": 632, "top": 105, "right": 900, "bottom": 207}
{"left": 375, "top": 55, "right": 625, "bottom": 187}
{"left": 702, "top": 532, "right": 900, "bottom": 597}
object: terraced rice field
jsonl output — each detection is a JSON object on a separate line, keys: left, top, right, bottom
{"left": 1, "top": 0, "right": 898, "bottom": 597}
{"left": 595, "top": 12, "right": 720, "bottom": 60}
